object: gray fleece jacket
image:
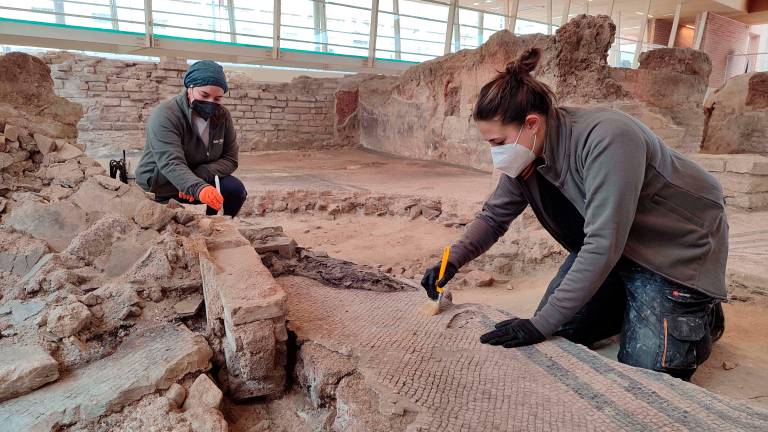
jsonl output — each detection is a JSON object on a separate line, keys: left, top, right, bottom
{"left": 450, "top": 107, "right": 729, "bottom": 336}
{"left": 135, "top": 91, "right": 239, "bottom": 199}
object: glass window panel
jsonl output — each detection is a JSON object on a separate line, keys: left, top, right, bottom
{"left": 399, "top": 0, "right": 447, "bottom": 20}
{"left": 0, "top": 0, "right": 57, "bottom": 23}
{"left": 483, "top": 12, "right": 504, "bottom": 31}
{"left": 280, "top": 0, "right": 316, "bottom": 50}
{"left": 233, "top": 1, "right": 273, "bottom": 45}
{"left": 325, "top": 2, "right": 371, "bottom": 55}
{"left": 62, "top": 2, "right": 113, "bottom": 29}
{"left": 378, "top": 0, "right": 393, "bottom": 13}
{"left": 516, "top": 0, "right": 548, "bottom": 34}
{"left": 152, "top": 0, "right": 231, "bottom": 42}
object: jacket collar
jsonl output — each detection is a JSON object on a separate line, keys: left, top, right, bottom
{"left": 177, "top": 89, "right": 194, "bottom": 125}
{"left": 537, "top": 107, "right": 571, "bottom": 186}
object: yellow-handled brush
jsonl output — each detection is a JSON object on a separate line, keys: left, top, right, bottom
{"left": 421, "top": 246, "right": 451, "bottom": 316}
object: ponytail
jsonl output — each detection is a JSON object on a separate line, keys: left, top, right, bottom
{"left": 473, "top": 48, "right": 556, "bottom": 124}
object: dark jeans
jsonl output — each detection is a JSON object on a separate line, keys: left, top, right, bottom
{"left": 157, "top": 175, "right": 247, "bottom": 217}
{"left": 538, "top": 252, "right": 725, "bottom": 381}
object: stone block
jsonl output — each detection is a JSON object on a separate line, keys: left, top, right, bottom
{"left": 691, "top": 154, "right": 726, "bottom": 172}
{"left": 165, "top": 383, "right": 187, "bottom": 408}
{"left": 81, "top": 73, "right": 107, "bottom": 82}
{"left": 46, "top": 302, "right": 92, "bottom": 337}
{"left": 251, "top": 236, "right": 297, "bottom": 259}
{"left": 723, "top": 154, "right": 768, "bottom": 175}
{"left": 213, "top": 245, "right": 287, "bottom": 326}
{"left": 726, "top": 192, "right": 768, "bottom": 210}
{"left": 183, "top": 408, "right": 228, "bottom": 432}
{"left": 124, "top": 245, "right": 172, "bottom": 283}
{"left": 0, "top": 229, "right": 49, "bottom": 276}
{"left": 174, "top": 294, "right": 203, "bottom": 318}
{"left": 222, "top": 321, "right": 285, "bottom": 399}
{"left": 71, "top": 176, "right": 148, "bottom": 220}
{"left": 3, "top": 124, "right": 21, "bottom": 142}
{"left": 296, "top": 342, "right": 355, "bottom": 408}
{"left": 199, "top": 220, "right": 287, "bottom": 399}
{"left": 182, "top": 374, "right": 222, "bottom": 412}
{"left": 44, "top": 161, "right": 85, "bottom": 187}
{"left": 33, "top": 134, "right": 56, "bottom": 154}
{"left": 205, "top": 219, "right": 251, "bottom": 251}
{"left": 0, "top": 345, "right": 59, "bottom": 402}
{"left": 0, "top": 325, "right": 212, "bottom": 431}
{"left": 133, "top": 200, "right": 175, "bottom": 230}
{"left": 6, "top": 201, "right": 86, "bottom": 252}
{"left": 717, "top": 172, "right": 768, "bottom": 194}
{"left": 0, "top": 300, "right": 45, "bottom": 325}
{"left": 55, "top": 143, "right": 84, "bottom": 160}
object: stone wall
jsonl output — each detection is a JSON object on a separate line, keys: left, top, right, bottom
{"left": 346, "top": 15, "right": 711, "bottom": 172}
{"left": 691, "top": 153, "right": 768, "bottom": 210}
{"left": 702, "top": 72, "right": 768, "bottom": 155}
{"left": 38, "top": 52, "right": 341, "bottom": 158}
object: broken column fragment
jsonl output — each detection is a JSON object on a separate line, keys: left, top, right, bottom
{"left": 0, "top": 324, "right": 212, "bottom": 431}
{"left": 200, "top": 220, "right": 287, "bottom": 399}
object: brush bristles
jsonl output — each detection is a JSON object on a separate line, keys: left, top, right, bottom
{"left": 421, "top": 300, "right": 441, "bottom": 316}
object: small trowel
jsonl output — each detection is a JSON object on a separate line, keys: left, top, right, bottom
{"left": 214, "top": 175, "right": 223, "bottom": 216}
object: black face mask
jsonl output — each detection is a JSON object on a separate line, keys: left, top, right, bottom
{"left": 191, "top": 99, "right": 219, "bottom": 120}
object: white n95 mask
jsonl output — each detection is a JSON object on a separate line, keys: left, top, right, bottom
{"left": 490, "top": 127, "right": 537, "bottom": 178}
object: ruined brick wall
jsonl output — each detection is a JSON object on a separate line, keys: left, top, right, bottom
{"left": 351, "top": 16, "right": 711, "bottom": 171}
{"left": 649, "top": 19, "right": 673, "bottom": 47}
{"left": 38, "top": 52, "right": 340, "bottom": 158}
{"left": 700, "top": 13, "right": 750, "bottom": 88}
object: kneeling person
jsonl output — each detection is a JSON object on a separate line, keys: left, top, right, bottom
{"left": 136, "top": 60, "right": 247, "bottom": 216}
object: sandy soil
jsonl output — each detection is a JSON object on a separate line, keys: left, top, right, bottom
{"left": 248, "top": 211, "right": 768, "bottom": 408}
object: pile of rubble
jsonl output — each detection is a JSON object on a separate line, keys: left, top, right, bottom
{"left": 0, "top": 52, "right": 294, "bottom": 431}
{"left": 241, "top": 188, "right": 566, "bottom": 281}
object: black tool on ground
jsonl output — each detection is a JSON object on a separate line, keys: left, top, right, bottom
{"left": 109, "top": 150, "right": 128, "bottom": 184}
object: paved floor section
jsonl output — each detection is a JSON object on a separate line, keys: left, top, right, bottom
{"left": 282, "top": 276, "right": 768, "bottom": 431}
{"left": 235, "top": 150, "right": 495, "bottom": 202}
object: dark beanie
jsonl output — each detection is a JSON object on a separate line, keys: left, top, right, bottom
{"left": 183, "top": 60, "right": 228, "bottom": 93}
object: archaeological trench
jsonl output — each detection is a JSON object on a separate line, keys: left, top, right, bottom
{"left": 2, "top": 15, "right": 768, "bottom": 431}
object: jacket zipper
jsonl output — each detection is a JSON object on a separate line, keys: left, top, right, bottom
{"left": 516, "top": 177, "right": 573, "bottom": 253}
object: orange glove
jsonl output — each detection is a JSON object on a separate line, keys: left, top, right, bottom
{"left": 178, "top": 191, "right": 195, "bottom": 202}
{"left": 198, "top": 185, "right": 224, "bottom": 211}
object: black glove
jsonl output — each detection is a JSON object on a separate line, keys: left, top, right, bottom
{"left": 420, "top": 262, "right": 458, "bottom": 300}
{"left": 480, "top": 318, "right": 546, "bottom": 348}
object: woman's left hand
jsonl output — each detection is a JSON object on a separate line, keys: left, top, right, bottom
{"left": 480, "top": 318, "right": 546, "bottom": 348}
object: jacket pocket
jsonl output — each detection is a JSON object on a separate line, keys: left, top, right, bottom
{"left": 651, "top": 194, "right": 705, "bottom": 229}
{"left": 652, "top": 181, "right": 723, "bottom": 230}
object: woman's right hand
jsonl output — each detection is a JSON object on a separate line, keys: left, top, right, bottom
{"left": 420, "top": 262, "right": 458, "bottom": 300}
{"left": 198, "top": 185, "right": 224, "bottom": 211}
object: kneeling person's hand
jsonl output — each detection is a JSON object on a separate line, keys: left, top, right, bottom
{"left": 199, "top": 185, "right": 224, "bottom": 211}
{"left": 480, "top": 318, "right": 545, "bottom": 348}
{"left": 420, "top": 262, "right": 457, "bottom": 300}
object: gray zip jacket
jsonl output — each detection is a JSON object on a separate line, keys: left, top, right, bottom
{"left": 135, "top": 91, "right": 238, "bottom": 199}
{"left": 450, "top": 107, "right": 728, "bottom": 336}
